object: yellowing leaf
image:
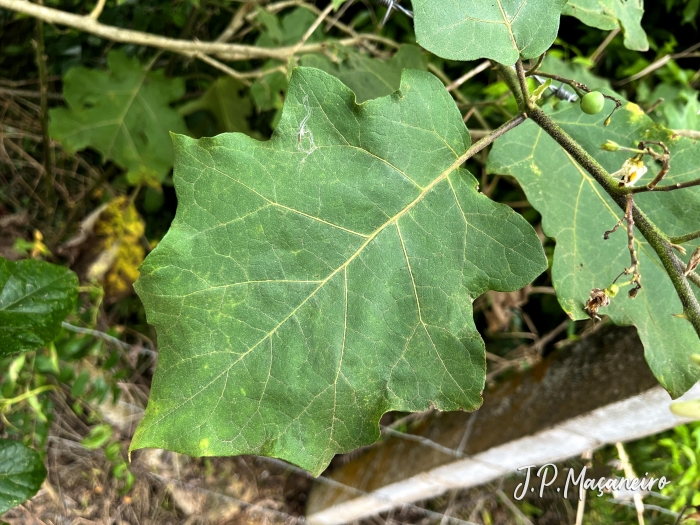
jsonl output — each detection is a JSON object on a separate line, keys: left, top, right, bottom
{"left": 86, "top": 197, "right": 146, "bottom": 300}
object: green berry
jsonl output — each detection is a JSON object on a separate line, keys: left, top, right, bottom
{"left": 580, "top": 91, "right": 605, "bottom": 115}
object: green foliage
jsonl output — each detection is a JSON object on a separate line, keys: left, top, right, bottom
{"left": 131, "top": 67, "right": 547, "bottom": 474}
{"left": 299, "top": 45, "right": 427, "bottom": 103}
{"left": 658, "top": 424, "right": 700, "bottom": 511}
{"left": 49, "top": 50, "right": 189, "bottom": 185}
{"left": 645, "top": 84, "right": 700, "bottom": 130}
{"left": 82, "top": 423, "right": 135, "bottom": 492}
{"left": 563, "top": 0, "right": 649, "bottom": 51}
{"left": 487, "top": 98, "right": 700, "bottom": 397}
{"left": 411, "top": 0, "right": 568, "bottom": 63}
{"left": 540, "top": 55, "right": 612, "bottom": 91}
{"left": 0, "top": 257, "right": 78, "bottom": 356}
{"left": 679, "top": 0, "right": 700, "bottom": 26}
{"left": 0, "top": 311, "right": 133, "bottom": 515}
{"left": 178, "top": 77, "right": 254, "bottom": 137}
{"left": 250, "top": 6, "right": 325, "bottom": 126}
{"left": 251, "top": 44, "right": 427, "bottom": 129}
{"left": 250, "top": 66, "right": 288, "bottom": 125}
{"left": 0, "top": 439, "right": 47, "bottom": 514}
{"left": 81, "top": 423, "right": 114, "bottom": 449}
{"left": 255, "top": 7, "right": 323, "bottom": 48}
{"left": 580, "top": 91, "right": 605, "bottom": 114}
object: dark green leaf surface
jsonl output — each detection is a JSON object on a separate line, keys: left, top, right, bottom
{"left": 178, "top": 77, "right": 254, "bottom": 137}
{"left": 0, "top": 258, "right": 78, "bottom": 356}
{"left": 252, "top": 45, "right": 427, "bottom": 123}
{"left": 251, "top": 7, "right": 325, "bottom": 126}
{"left": 488, "top": 98, "right": 700, "bottom": 397}
{"left": 300, "top": 45, "right": 427, "bottom": 103}
{"left": 255, "top": 7, "right": 322, "bottom": 48}
{"left": 250, "top": 63, "right": 288, "bottom": 115}
{"left": 412, "top": 0, "right": 567, "bottom": 64}
{"left": 49, "top": 51, "right": 189, "bottom": 185}
{"left": 563, "top": 0, "right": 648, "bottom": 51}
{"left": 132, "top": 68, "right": 546, "bottom": 474}
{"left": 0, "top": 440, "right": 46, "bottom": 514}
{"left": 644, "top": 85, "right": 700, "bottom": 131}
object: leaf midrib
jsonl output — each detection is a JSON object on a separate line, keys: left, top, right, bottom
{"left": 136, "top": 141, "right": 473, "bottom": 436}
{"left": 104, "top": 69, "right": 150, "bottom": 159}
{"left": 0, "top": 271, "right": 70, "bottom": 312}
{"left": 443, "top": 0, "right": 526, "bottom": 52}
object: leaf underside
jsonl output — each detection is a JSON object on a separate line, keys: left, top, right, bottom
{"left": 132, "top": 67, "right": 546, "bottom": 475}
{"left": 0, "top": 439, "right": 46, "bottom": 514}
{"left": 0, "top": 257, "right": 78, "bottom": 356}
{"left": 412, "top": 0, "right": 567, "bottom": 64}
{"left": 488, "top": 97, "right": 700, "bottom": 398}
{"left": 563, "top": 0, "right": 649, "bottom": 52}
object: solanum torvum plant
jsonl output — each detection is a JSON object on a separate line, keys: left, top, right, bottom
{"left": 120, "top": 1, "right": 700, "bottom": 475}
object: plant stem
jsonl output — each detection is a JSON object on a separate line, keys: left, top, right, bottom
{"left": 515, "top": 59, "right": 533, "bottom": 109}
{"left": 628, "top": 178, "right": 700, "bottom": 194}
{"left": 529, "top": 105, "right": 700, "bottom": 338}
{"left": 673, "top": 129, "right": 700, "bottom": 140}
{"left": 461, "top": 114, "right": 526, "bottom": 160}
{"left": 689, "top": 272, "right": 700, "bottom": 289}
{"left": 527, "top": 106, "right": 623, "bottom": 192}
{"left": 61, "top": 322, "right": 160, "bottom": 356}
{"left": 496, "top": 63, "right": 700, "bottom": 339}
{"left": 670, "top": 230, "right": 700, "bottom": 245}
{"left": 590, "top": 27, "right": 620, "bottom": 64}
{"left": 34, "top": 8, "right": 55, "bottom": 217}
{"left": 88, "top": 0, "right": 107, "bottom": 19}
{"left": 0, "top": 385, "right": 56, "bottom": 409}
{"left": 495, "top": 61, "right": 526, "bottom": 113}
{"left": 0, "top": 0, "right": 382, "bottom": 62}
{"left": 525, "top": 70, "right": 588, "bottom": 95}
{"left": 525, "top": 54, "right": 545, "bottom": 75}
{"left": 215, "top": 2, "right": 254, "bottom": 43}
{"left": 290, "top": 2, "right": 334, "bottom": 55}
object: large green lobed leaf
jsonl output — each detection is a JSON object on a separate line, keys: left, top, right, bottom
{"left": 412, "top": 0, "right": 567, "bottom": 64}
{"left": 49, "top": 51, "right": 189, "bottom": 185}
{"left": 0, "top": 257, "right": 78, "bottom": 356}
{"left": 252, "top": 45, "right": 427, "bottom": 129}
{"left": 563, "top": 0, "right": 649, "bottom": 51}
{"left": 488, "top": 98, "right": 700, "bottom": 398}
{"left": 299, "top": 45, "right": 427, "bottom": 104}
{"left": 132, "top": 68, "right": 546, "bottom": 474}
{"left": 0, "top": 439, "right": 46, "bottom": 514}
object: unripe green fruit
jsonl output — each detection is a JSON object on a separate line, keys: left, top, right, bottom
{"left": 580, "top": 91, "right": 605, "bottom": 115}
